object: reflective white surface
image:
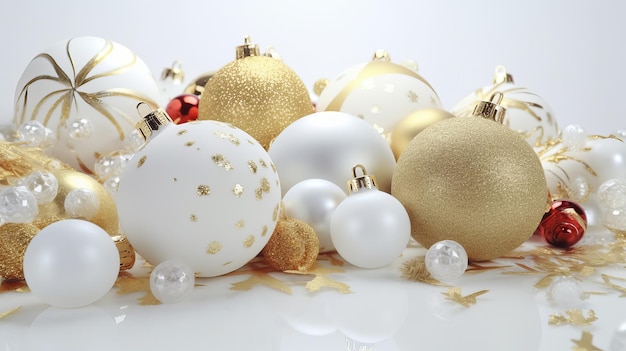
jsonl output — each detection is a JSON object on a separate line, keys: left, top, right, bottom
{"left": 2, "top": 227, "right": 626, "bottom": 351}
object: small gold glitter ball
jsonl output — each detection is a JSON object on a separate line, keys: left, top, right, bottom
{"left": 392, "top": 117, "right": 548, "bottom": 261}
{"left": 198, "top": 56, "right": 314, "bottom": 149}
{"left": 262, "top": 218, "right": 319, "bottom": 271}
{"left": 390, "top": 108, "right": 455, "bottom": 160}
{"left": 0, "top": 223, "right": 40, "bottom": 280}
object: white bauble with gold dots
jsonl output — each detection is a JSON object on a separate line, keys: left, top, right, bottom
{"left": 116, "top": 111, "right": 281, "bottom": 277}
{"left": 452, "top": 66, "right": 559, "bottom": 148}
{"left": 13, "top": 36, "right": 161, "bottom": 173}
{"left": 316, "top": 50, "right": 441, "bottom": 141}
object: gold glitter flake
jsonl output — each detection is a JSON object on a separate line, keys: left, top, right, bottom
{"left": 206, "top": 241, "right": 223, "bottom": 254}
{"left": 261, "top": 225, "right": 268, "bottom": 237}
{"left": 235, "top": 220, "right": 245, "bottom": 229}
{"left": 190, "top": 214, "right": 198, "bottom": 222}
{"left": 177, "top": 129, "right": 188, "bottom": 135}
{"left": 400, "top": 256, "right": 445, "bottom": 286}
{"left": 243, "top": 235, "right": 255, "bottom": 248}
{"left": 197, "top": 184, "right": 211, "bottom": 196}
{"left": 549, "top": 309, "right": 597, "bottom": 326}
{"left": 272, "top": 204, "right": 279, "bottom": 221}
{"left": 255, "top": 178, "right": 271, "bottom": 200}
{"left": 248, "top": 160, "right": 258, "bottom": 173}
{"left": 212, "top": 154, "right": 234, "bottom": 171}
{"left": 0, "top": 280, "right": 29, "bottom": 293}
{"left": 255, "top": 188, "right": 263, "bottom": 200}
{"left": 571, "top": 331, "right": 603, "bottom": 351}
{"left": 0, "top": 306, "right": 21, "bottom": 320}
{"left": 232, "top": 184, "right": 244, "bottom": 197}
{"left": 185, "top": 140, "right": 195, "bottom": 147}
{"left": 443, "top": 287, "right": 489, "bottom": 307}
{"left": 259, "top": 159, "right": 268, "bottom": 168}
{"left": 137, "top": 155, "right": 147, "bottom": 168}
{"left": 115, "top": 272, "right": 161, "bottom": 305}
{"left": 407, "top": 90, "right": 419, "bottom": 103}
{"left": 271, "top": 162, "right": 277, "bottom": 173}
{"left": 223, "top": 261, "right": 232, "bottom": 266}
{"left": 214, "top": 130, "right": 240, "bottom": 145}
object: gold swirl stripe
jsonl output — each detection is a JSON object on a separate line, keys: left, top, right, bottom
{"left": 69, "top": 38, "right": 115, "bottom": 86}
{"left": 325, "top": 60, "right": 439, "bottom": 112}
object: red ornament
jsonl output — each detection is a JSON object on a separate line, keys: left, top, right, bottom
{"left": 165, "top": 94, "right": 200, "bottom": 124}
{"left": 534, "top": 199, "right": 587, "bottom": 248}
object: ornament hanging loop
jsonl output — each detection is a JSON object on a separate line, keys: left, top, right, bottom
{"left": 372, "top": 49, "right": 391, "bottom": 62}
{"left": 236, "top": 35, "right": 261, "bottom": 59}
{"left": 493, "top": 65, "right": 514, "bottom": 84}
{"left": 135, "top": 102, "right": 172, "bottom": 141}
{"left": 472, "top": 92, "right": 507, "bottom": 124}
{"left": 347, "top": 164, "right": 379, "bottom": 194}
{"left": 161, "top": 60, "right": 185, "bottom": 83}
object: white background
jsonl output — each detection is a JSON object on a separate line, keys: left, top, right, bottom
{"left": 0, "top": 0, "right": 624, "bottom": 134}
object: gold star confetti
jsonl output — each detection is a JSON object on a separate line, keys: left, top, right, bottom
{"left": 571, "top": 331, "right": 603, "bottom": 351}
{"left": 212, "top": 154, "right": 233, "bottom": 171}
{"left": 206, "top": 241, "right": 222, "bottom": 254}
{"left": 400, "top": 256, "right": 445, "bottom": 286}
{"left": 0, "top": 306, "right": 21, "bottom": 320}
{"left": 549, "top": 309, "right": 598, "bottom": 326}
{"left": 600, "top": 274, "right": 626, "bottom": 297}
{"left": 196, "top": 184, "right": 210, "bottom": 196}
{"left": 443, "top": 287, "right": 489, "bottom": 307}
{"left": 232, "top": 184, "right": 244, "bottom": 197}
{"left": 0, "top": 280, "right": 29, "bottom": 293}
{"left": 228, "top": 261, "right": 292, "bottom": 294}
{"left": 248, "top": 160, "right": 258, "bottom": 174}
{"left": 114, "top": 272, "right": 160, "bottom": 305}
{"left": 286, "top": 263, "right": 352, "bottom": 294}
{"left": 243, "top": 235, "right": 255, "bottom": 248}
{"left": 137, "top": 155, "right": 147, "bottom": 168}
{"left": 259, "top": 159, "right": 268, "bottom": 168}
{"left": 407, "top": 90, "right": 419, "bottom": 103}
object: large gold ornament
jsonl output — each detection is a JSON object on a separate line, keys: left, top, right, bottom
{"left": 392, "top": 93, "right": 548, "bottom": 261}
{"left": 13, "top": 36, "right": 161, "bottom": 173}
{"left": 0, "top": 223, "right": 39, "bottom": 280}
{"left": 452, "top": 66, "right": 559, "bottom": 147}
{"left": 390, "top": 108, "right": 455, "bottom": 159}
{"left": 198, "top": 37, "right": 314, "bottom": 149}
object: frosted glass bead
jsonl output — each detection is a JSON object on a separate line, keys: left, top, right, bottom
{"left": 103, "top": 177, "right": 121, "bottom": 198}
{"left": 150, "top": 260, "right": 195, "bottom": 303}
{"left": 561, "top": 124, "right": 586, "bottom": 150}
{"left": 0, "top": 187, "right": 38, "bottom": 223}
{"left": 604, "top": 209, "right": 626, "bottom": 232}
{"left": 570, "top": 176, "right": 591, "bottom": 203}
{"left": 19, "top": 170, "right": 58, "bottom": 204}
{"left": 124, "top": 129, "right": 144, "bottom": 152}
{"left": 425, "top": 240, "right": 468, "bottom": 282}
{"left": 94, "top": 153, "right": 131, "bottom": 179}
{"left": 16, "top": 120, "right": 47, "bottom": 147}
{"left": 64, "top": 188, "right": 100, "bottom": 220}
{"left": 69, "top": 118, "right": 93, "bottom": 139}
{"left": 546, "top": 276, "right": 588, "bottom": 308}
{"left": 598, "top": 179, "right": 626, "bottom": 210}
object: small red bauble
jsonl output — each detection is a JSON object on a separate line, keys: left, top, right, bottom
{"left": 165, "top": 94, "right": 200, "bottom": 124}
{"left": 534, "top": 199, "right": 587, "bottom": 248}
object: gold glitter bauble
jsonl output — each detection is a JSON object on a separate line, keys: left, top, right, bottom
{"left": 392, "top": 117, "right": 548, "bottom": 261}
{"left": 390, "top": 108, "right": 455, "bottom": 160}
{"left": 262, "top": 218, "right": 319, "bottom": 271}
{"left": 0, "top": 223, "right": 39, "bottom": 280}
{"left": 34, "top": 169, "right": 119, "bottom": 236}
{"left": 198, "top": 56, "right": 314, "bottom": 149}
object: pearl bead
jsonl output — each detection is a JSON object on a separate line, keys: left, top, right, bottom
{"left": 19, "top": 170, "right": 58, "bottom": 204}
{"left": 16, "top": 120, "right": 47, "bottom": 147}
{"left": 598, "top": 179, "right": 626, "bottom": 210}
{"left": 64, "top": 188, "right": 100, "bottom": 220}
{"left": 68, "top": 118, "right": 93, "bottom": 139}
{"left": 150, "top": 260, "right": 195, "bottom": 303}
{"left": 0, "top": 187, "right": 38, "bottom": 223}
{"left": 561, "top": 124, "right": 587, "bottom": 150}
{"left": 424, "top": 240, "right": 468, "bottom": 282}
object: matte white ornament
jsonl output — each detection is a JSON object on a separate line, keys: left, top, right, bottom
{"left": 150, "top": 260, "right": 195, "bottom": 304}
{"left": 117, "top": 108, "right": 281, "bottom": 277}
{"left": 23, "top": 219, "right": 120, "bottom": 308}
{"left": 282, "top": 179, "right": 347, "bottom": 253}
{"left": 268, "top": 111, "right": 396, "bottom": 195}
{"left": 330, "top": 165, "right": 410, "bottom": 268}
{"left": 13, "top": 36, "right": 161, "bottom": 173}
{"left": 424, "top": 240, "right": 469, "bottom": 282}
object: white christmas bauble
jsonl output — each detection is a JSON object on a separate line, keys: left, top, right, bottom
{"left": 268, "top": 111, "right": 396, "bottom": 195}
{"left": 13, "top": 36, "right": 161, "bottom": 173}
{"left": 23, "top": 219, "right": 120, "bottom": 308}
{"left": 117, "top": 120, "right": 281, "bottom": 277}
{"left": 316, "top": 56, "right": 441, "bottom": 140}
{"left": 452, "top": 67, "right": 558, "bottom": 148}
{"left": 282, "top": 179, "right": 347, "bottom": 253}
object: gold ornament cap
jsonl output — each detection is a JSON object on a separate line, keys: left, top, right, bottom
{"left": 347, "top": 164, "right": 378, "bottom": 194}
{"left": 236, "top": 36, "right": 261, "bottom": 59}
{"left": 135, "top": 102, "right": 173, "bottom": 141}
{"left": 493, "top": 65, "right": 514, "bottom": 84}
{"left": 472, "top": 92, "right": 507, "bottom": 123}
{"left": 372, "top": 49, "right": 391, "bottom": 62}
{"left": 160, "top": 60, "right": 185, "bottom": 84}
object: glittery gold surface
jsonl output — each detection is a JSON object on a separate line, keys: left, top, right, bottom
{"left": 198, "top": 56, "right": 314, "bottom": 150}
{"left": 392, "top": 117, "right": 548, "bottom": 261}
{"left": 390, "top": 108, "right": 455, "bottom": 160}
{"left": 400, "top": 256, "right": 445, "bottom": 286}
{"left": 0, "top": 223, "right": 39, "bottom": 280}
{"left": 111, "top": 234, "right": 136, "bottom": 271}
{"left": 262, "top": 218, "right": 319, "bottom": 271}
{"left": 0, "top": 141, "right": 71, "bottom": 184}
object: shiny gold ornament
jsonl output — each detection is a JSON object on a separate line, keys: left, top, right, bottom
{"left": 262, "top": 218, "right": 319, "bottom": 271}
{"left": 0, "top": 223, "right": 39, "bottom": 280}
{"left": 392, "top": 93, "right": 548, "bottom": 261}
{"left": 390, "top": 108, "right": 455, "bottom": 159}
{"left": 183, "top": 70, "right": 216, "bottom": 97}
{"left": 112, "top": 234, "right": 136, "bottom": 271}
{"left": 198, "top": 37, "right": 314, "bottom": 149}
{"left": 34, "top": 169, "right": 120, "bottom": 236}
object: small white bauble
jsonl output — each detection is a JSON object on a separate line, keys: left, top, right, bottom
{"left": 282, "top": 179, "right": 347, "bottom": 253}
{"left": 316, "top": 52, "right": 441, "bottom": 140}
{"left": 150, "top": 260, "right": 195, "bottom": 304}
{"left": 330, "top": 166, "right": 410, "bottom": 268}
{"left": 424, "top": 240, "right": 468, "bottom": 282}
{"left": 117, "top": 119, "right": 281, "bottom": 277}
{"left": 13, "top": 36, "right": 161, "bottom": 173}
{"left": 452, "top": 66, "right": 559, "bottom": 148}
{"left": 268, "top": 111, "right": 396, "bottom": 195}
{"left": 23, "top": 219, "right": 120, "bottom": 308}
